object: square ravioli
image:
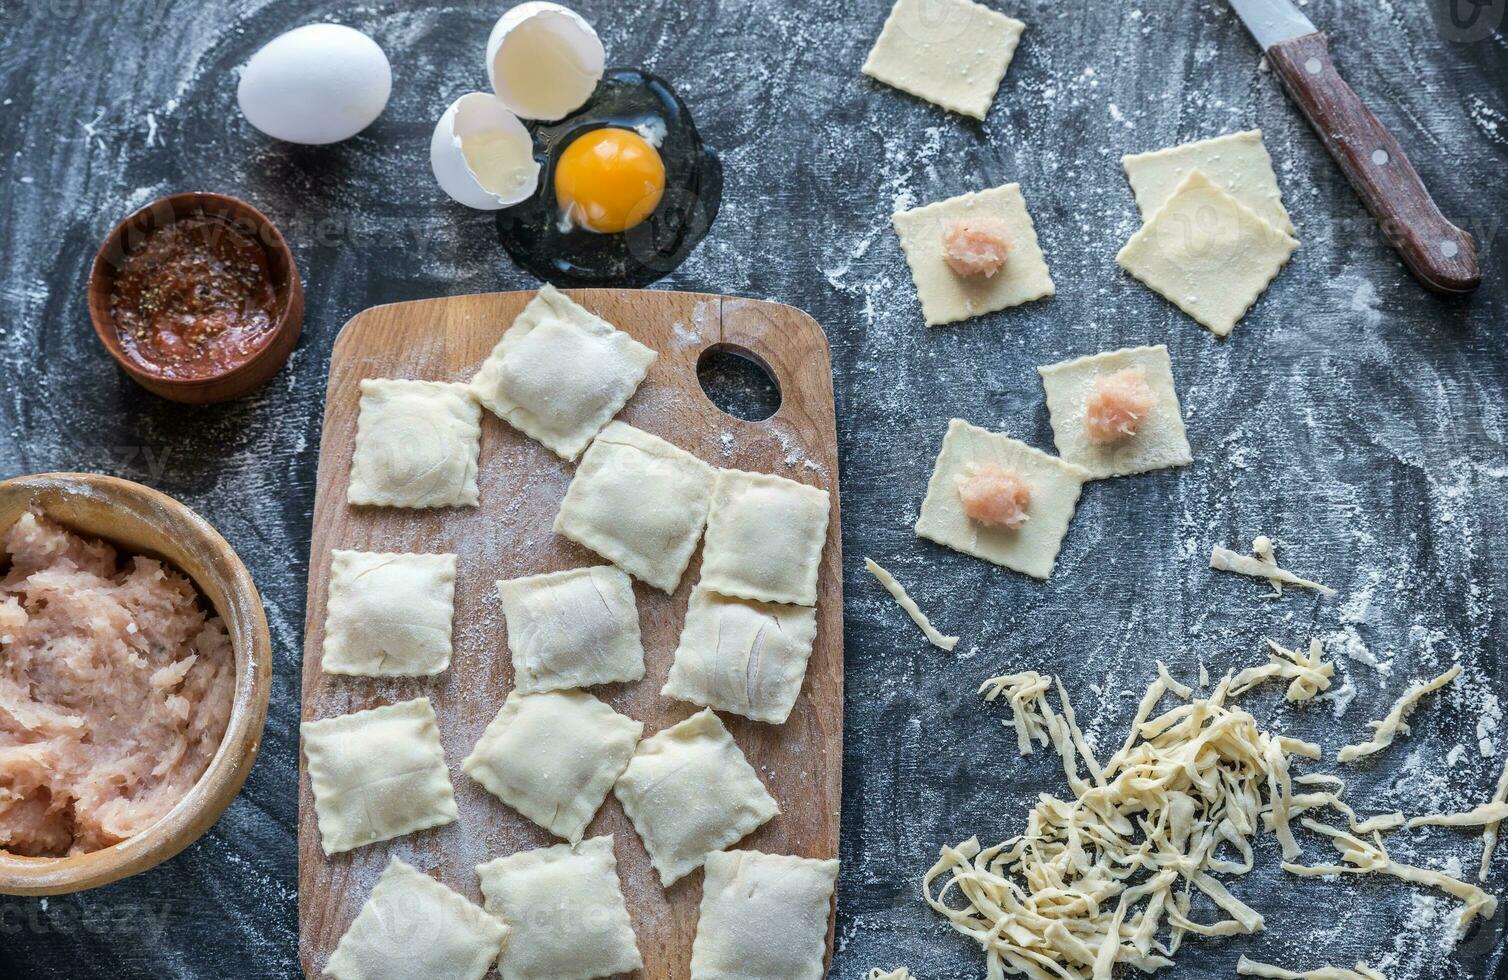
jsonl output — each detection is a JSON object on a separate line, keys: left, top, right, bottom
{"left": 862, "top": 0, "right": 1026, "bottom": 120}
{"left": 326, "top": 856, "right": 508, "bottom": 980}
{"left": 915, "top": 419, "right": 1091, "bottom": 579}
{"left": 690, "top": 849, "right": 839, "bottom": 980}
{"left": 349, "top": 379, "right": 481, "bottom": 508}
{"left": 1116, "top": 170, "right": 1298, "bottom": 337}
{"left": 302, "top": 697, "right": 458, "bottom": 855}
{"left": 1037, "top": 344, "right": 1193, "bottom": 479}
{"left": 1122, "top": 129, "right": 1294, "bottom": 236}
{"left": 662, "top": 587, "right": 819, "bottom": 724}
{"left": 496, "top": 565, "right": 645, "bottom": 693}
{"left": 892, "top": 183, "right": 1055, "bottom": 326}
{"left": 701, "top": 469, "right": 830, "bottom": 606}
{"left": 553, "top": 422, "right": 716, "bottom": 592}
{"left": 322, "top": 550, "right": 456, "bottom": 677}
{"left": 462, "top": 690, "right": 642, "bottom": 843}
{"left": 470, "top": 284, "right": 656, "bottom": 460}
{"left": 614, "top": 708, "right": 780, "bottom": 885}
{"left": 476, "top": 836, "right": 642, "bottom": 980}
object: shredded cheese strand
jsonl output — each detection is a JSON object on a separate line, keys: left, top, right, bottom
{"left": 1282, "top": 818, "right": 1498, "bottom": 933}
{"left": 1210, "top": 538, "right": 1335, "bottom": 597}
{"left": 864, "top": 558, "right": 958, "bottom": 651}
{"left": 1477, "top": 753, "right": 1508, "bottom": 882}
{"left": 1408, "top": 801, "right": 1508, "bottom": 829}
{"left": 1236, "top": 954, "right": 1388, "bottom": 979}
{"left": 867, "top": 970, "right": 914, "bottom": 980}
{"left": 1336, "top": 665, "right": 1462, "bottom": 763}
{"left": 1229, "top": 639, "right": 1334, "bottom": 702}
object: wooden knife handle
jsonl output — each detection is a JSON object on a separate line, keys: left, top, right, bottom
{"left": 1266, "top": 31, "right": 1480, "bottom": 295}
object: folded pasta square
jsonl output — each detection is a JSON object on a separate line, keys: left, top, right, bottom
{"left": 463, "top": 690, "right": 642, "bottom": 843}
{"left": 662, "top": 587, "right": 818, "bottom": 724}
{"left": 496, "top": 565, "right": 645, "bottom": 693}
{"left": 348, "top": 379, "right": 481, "bottom": 508}
{"left": 302, "top": 697, "right": 458, "bottom": 855}
{"left": 322, "top": 550, "right": 456, "bottom": 677}
{"left": 700, "top": 469, "right": 830, "bottom": 606}
{"left": 326, "top": 856, "right": 508, "bottom": 980}
{"left": 476, "top": 836, "right": 642, "bottom": 980}
{"left": 470, "top": 285, "right": 656, "bottom": 460}
{"left": 690, "top": 849, "right": 839, "bottom": 980}
{"left": 553, "top": 422, "right": 716, "bottom": 592}
{"left": 614, "top": 709, "right": 779, "bottom": 885}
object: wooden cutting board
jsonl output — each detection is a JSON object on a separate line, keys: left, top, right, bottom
{"left": 297, "top": 289, "right": 843, "bottom": 979}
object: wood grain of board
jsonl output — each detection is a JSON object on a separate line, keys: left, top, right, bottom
{"left": 297, "top": 289, "right": 843, "bottom": 979}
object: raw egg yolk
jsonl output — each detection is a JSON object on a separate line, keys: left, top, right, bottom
{"left": 554, "top": 127, "right": 666, "bottom": 234}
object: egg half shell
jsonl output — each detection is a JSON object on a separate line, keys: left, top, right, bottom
{"left": 237, "top": 24, "right": 391, "bottom": 145}
{"left": 485, "top": 2, "right": 605, "bottom": 121}
{"left": 430, "top": 93, "right": 540, "bottom": 211}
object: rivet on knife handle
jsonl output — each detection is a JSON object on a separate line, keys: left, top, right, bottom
{"left": 1266, "top": 31, "right": 1480, "bottom": 295}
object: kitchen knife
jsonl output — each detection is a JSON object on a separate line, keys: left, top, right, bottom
{"left": 1228, "top": 0, "right": 1481, "bottom": 294}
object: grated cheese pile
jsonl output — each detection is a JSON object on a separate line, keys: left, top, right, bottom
{"left": 924, "top": 655, "right": 1498, "bottom": 980}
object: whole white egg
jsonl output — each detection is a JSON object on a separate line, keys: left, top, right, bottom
{"left": 238, "top": 24, "right": 392, "bottom": 145}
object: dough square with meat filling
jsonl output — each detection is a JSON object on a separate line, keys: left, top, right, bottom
{"left": 700, "top": 469, "right": 830, "bottom": 607}
{"left": 322, "top": 550, "right": 456, "bottom": 677}
{"left": 662, "top": 587, "right": 819, "bottom": 725}
{"left": 302, "top": 697, "right": 458, "bottom": 855}
{"left": 915, "top": 419, "right": 1091, "bottom": 579}
{"left": 614, "top": 708, "right": 779, "bottom": 885}
{"left": 349, "top": 379, "right": 482, "bottom": 508}
{"left": 862, "top": 0, "right": 1026, "bottom": 120}
{"left": 1116, "top": 170, "right": 1299, "bottom": 337}
{"left": 1037, "top": 344, "right": 1193, "bottom": 479}
{"left": 325, "top": 856, "right": 508, "bottom": 980}
{"left": 470, "top": 284, "right": 657, "bottom": 460}
{"left": 476, "top": 836, "right": 642, "bottom": 980}
{"left": 463, "top": 690, "right": 642, "bottom": 843}
{"left": 1122, "top": 129, "right": 1294, "bottom": 236}
{"left": 690, "top": 849, "right": 840, "bottom": 980}
{"left": 496, "top": 565, "right": 645, "bottom": 693}
{"left": 892, "top": 183, "right": 1055, "bottom": 327}
{"left": 553, "top": 422, "right": 716, "bottom": 593}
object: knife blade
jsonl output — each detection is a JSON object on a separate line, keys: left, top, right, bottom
{"left": 1227, "top": 0, "right": 1480, "bottom": 294}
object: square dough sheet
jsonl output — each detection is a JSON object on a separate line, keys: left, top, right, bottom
{"left": 470, "top": 284, "right": 656, "bottom": 460}
{"left": 496, "top": 564, "right": 645, "bottom": 693}
{"left": 915, "top": 418, "right": 1091, "bottom": 579}
{"left": 862, "top": 0, "right": 1026, "bottom": 120}
{"left": 1122, "top": 129, "right": 1295, "bottom": 236}
{"left": 302, "top": 697, "right": 458, "bottom": 855}
{"left": 1037, "top": 344, "right": 1193, "bottom": 479}
{"left": 1116, "top": 169, "right": 1299, "bottom": 337}
{"left": 462, "top": 689, "right": 642, "bottom": 843}
{"left": 553, "top": 422, "right": 717, "bottom": 593}
{"left": 325, "top": 856, "right": 508, "bottom": 980}
{"left": 662, "top": 586, "right": 819, "bottom": 725}
{"left": 893, "top": 183, "right": 1055, "bottom": 327}
{"left": 690, "top": 849, "right": 840, "bottom": 980}
{"left": 613, "top": 708, "right": 779, "bottom": 885}
{"left": 322, "top": 550, "right": 456, "bottom": 677}
{"left": 476, "top": 836, "right": 642, "bottom": 980}
{"left": 348, "top": 379, "right": 482, "bottom": 508}
{"left": 700, "top": 469, "right": 830, "bottom": 607}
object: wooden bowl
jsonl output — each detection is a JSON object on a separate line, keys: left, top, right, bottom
{"left": 88, "top": 192, "right": 304, "bottom": 404}
{"left": 0, "top": 473, "right": 272, "bottom": 895}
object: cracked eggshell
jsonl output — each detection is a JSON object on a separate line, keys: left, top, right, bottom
{"left": 237, "top": 24, "right": 391, "bottom": 145}
{"left": 485, "top": 2, "right": 605, "bottom": 121}
{"left": 430, "top": 93, "right": 540, "bottom": 211}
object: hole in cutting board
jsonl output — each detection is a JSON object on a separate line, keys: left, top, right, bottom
{"left": 696, "top": 344, "right": 782, "bottom": 421}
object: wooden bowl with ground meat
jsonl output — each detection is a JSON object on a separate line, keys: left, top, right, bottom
{"left": 0, "top": 473, "right": 271, "bottom": 895}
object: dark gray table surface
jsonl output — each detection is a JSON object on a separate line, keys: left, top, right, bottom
{"left": 1, "top": 0, "right": 1505, "bottom": 977}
